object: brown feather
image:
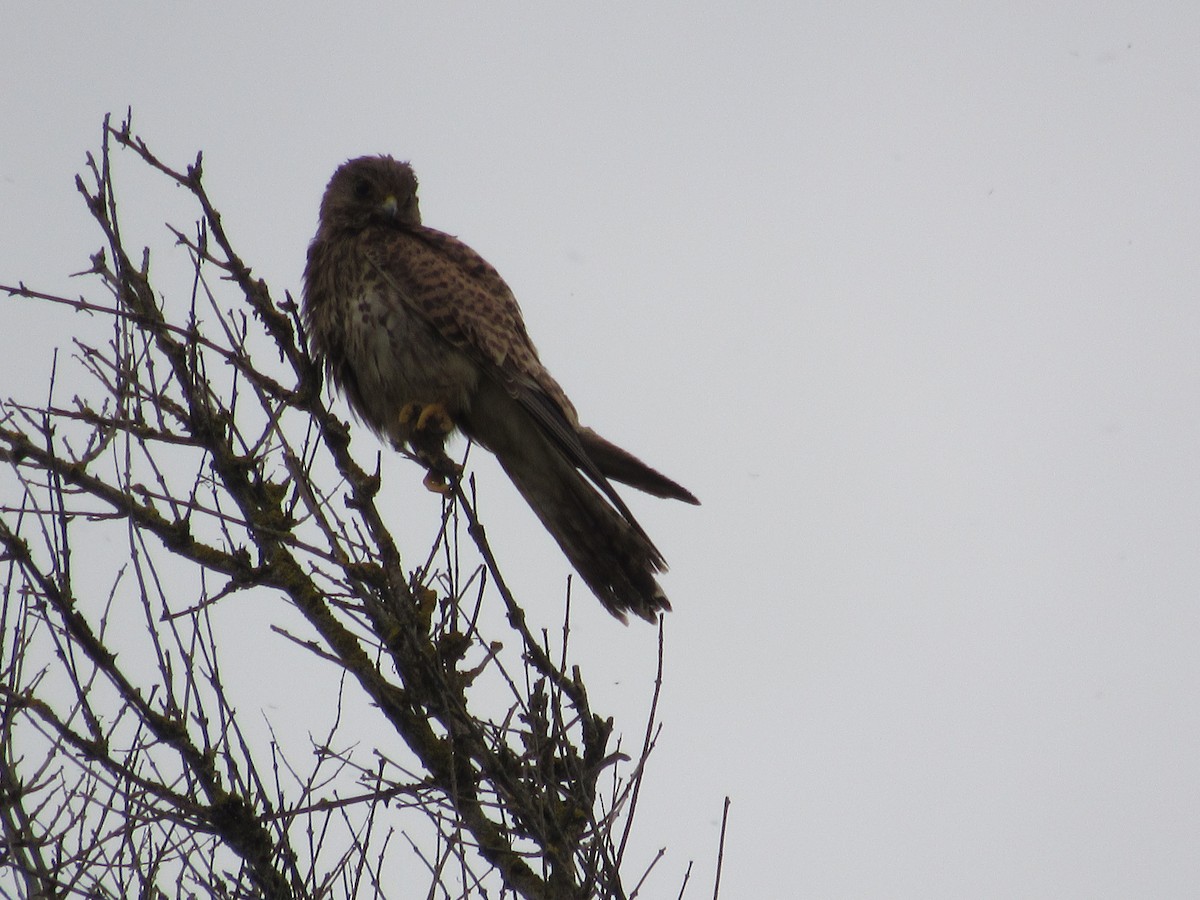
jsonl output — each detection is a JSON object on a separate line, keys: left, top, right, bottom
{"left": 302, "top": 155, "right": 696, "bottom": 622}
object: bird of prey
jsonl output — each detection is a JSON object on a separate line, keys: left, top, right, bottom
{"left": 303, "top": 156, "right": 697, "bottom": 622}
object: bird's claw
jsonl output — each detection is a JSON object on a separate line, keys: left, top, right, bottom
{"left": 422, "top": 468, "right": 452, "bottom": 494}
{"left": 397, "top": 403, "right": 460, "bottom": 494}
{"left": 418, "top": 453, "right": 463, "bottom": 494}
{"left": 397, "top": 402, "right": 422, "bottom": 436}
{"left": 398, "top": 402, "right": 453, "bottom": 441}
{"left": 416, "top": 403, "right": 453, "bottom": 435}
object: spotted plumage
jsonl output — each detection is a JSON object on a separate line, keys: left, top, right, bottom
{"left": 303, "top": 156, "right": 697, "bottom": 622}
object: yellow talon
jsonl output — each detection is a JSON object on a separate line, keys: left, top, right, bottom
{"left": 422, "top": 469, "right": 452, "bottom": 494}
{"left": 398, "top": 402, "right": 423, "bottom": 430}
{"left": 416, "top": 403, "right": 453, "bottom": 435}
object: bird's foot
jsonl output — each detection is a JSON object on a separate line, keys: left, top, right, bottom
{"left": 397, "top": 403, "right": 461, "bottom": 495}
{"left": 397, "top": 402, "right": 421, "bottom": 427}
{"left": 415, "top": 403, "right": 453, "bottom": 435}
{"left": 422, "top": 469, "right": 451, "bottom": 494}
{"left": 398, "top": 402, "right": 454, "bottom": 442}
{"left": 418, "top": 453, "right": 463, "bottom": 495}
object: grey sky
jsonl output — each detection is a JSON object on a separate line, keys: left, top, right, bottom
{"left": 3, "top": 3, "right": 1198, "bottom": 896}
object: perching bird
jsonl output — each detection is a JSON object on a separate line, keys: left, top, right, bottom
{"left": 302, "top": 156, "right": 697, "bottom": 622}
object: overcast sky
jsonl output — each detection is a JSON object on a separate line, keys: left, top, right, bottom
{"left": 4, "top": 3, "right": 1199, "bottom": 897}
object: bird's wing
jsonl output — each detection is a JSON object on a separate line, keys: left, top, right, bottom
{"left": 364, "top": 225, "right": 657, "bottom": 542}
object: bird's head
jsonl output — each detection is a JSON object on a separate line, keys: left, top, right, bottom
{"left": 318, "top": 155, "right": 422, "bottom": 232}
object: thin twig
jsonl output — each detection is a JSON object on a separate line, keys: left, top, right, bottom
{"left": 713, "top": 796, "right": 731, "bottom": 900}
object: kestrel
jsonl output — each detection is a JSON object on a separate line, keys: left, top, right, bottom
{"left": 302, "top": 156, "right": 697, "bottom": 623}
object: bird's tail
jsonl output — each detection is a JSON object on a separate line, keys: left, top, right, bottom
{"left": 500, "top": 444, "right": 671, "bottom": 624}
{"left": 578, "top": 427, "right": 700, "bottom": 505}
{"left": 465, "top": 393, "right": 670, "bottom": 623}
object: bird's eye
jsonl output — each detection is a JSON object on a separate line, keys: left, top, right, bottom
{"left": 352, "top": 179, "right": 372, "bottom": 201}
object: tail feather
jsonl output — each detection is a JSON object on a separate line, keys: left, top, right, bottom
{"left": 578, "top": 427, "right": 699, "bottom": 505}
{"left": 499, "top": 445, "right": 670, "bottom": 623}
{"left": 464, "top": 387, "right": 670, "bottom": 622}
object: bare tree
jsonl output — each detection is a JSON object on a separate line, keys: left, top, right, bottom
{"left": 0, "top": 116, "right": 692, "bottom": 899}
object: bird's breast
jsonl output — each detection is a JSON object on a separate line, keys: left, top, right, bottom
{"left": 335, "top": 285, "right": 479, "bottom": 442}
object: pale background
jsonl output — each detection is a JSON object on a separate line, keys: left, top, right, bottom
{"left": 3, "top": 3, "right": 1198, "bottom": 897}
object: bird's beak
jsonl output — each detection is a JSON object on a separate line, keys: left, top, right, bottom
{"left": 380, "top": 195, "right": 399, "bottom": 219}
